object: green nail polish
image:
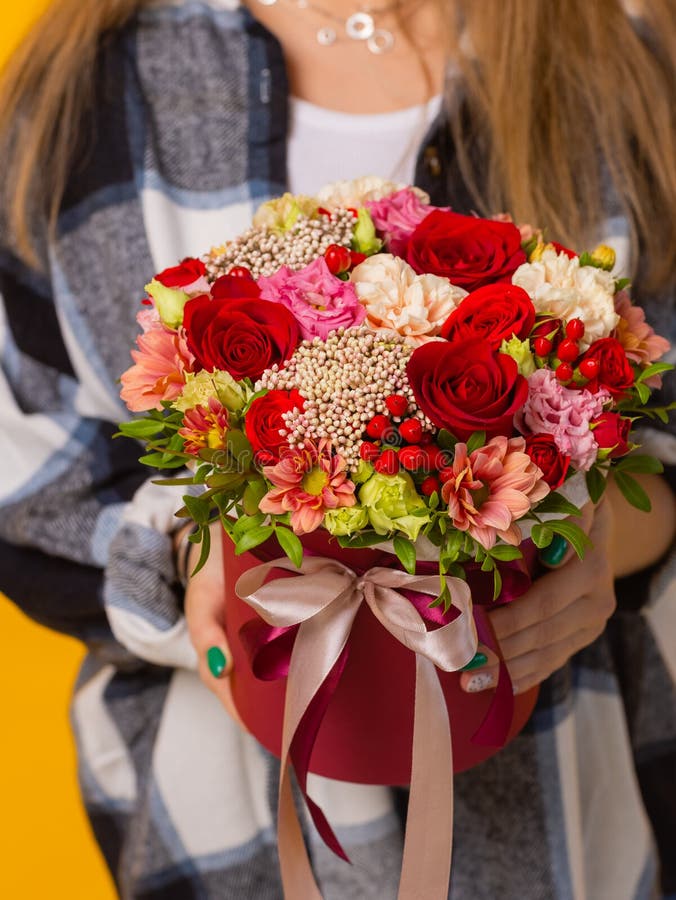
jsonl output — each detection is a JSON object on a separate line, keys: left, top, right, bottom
{"left": 540, "top": 533, "right": 569, "bottom": 567}
{"left": 207, "top": 646, "right": 227, "bottom": 678}
{"left": 462, "top": 652, "right": 488, "bottom": 671}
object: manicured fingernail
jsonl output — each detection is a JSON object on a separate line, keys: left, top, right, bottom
{"left": 462, "top": 652, "right": 488, "bottom": 671}
{"left": 207, "top": 646, "right": 227, "bottom": 678}
{"left": 540, "top": 533, "right": 568, "bottom": 567}
{"left": 464, "top": 672, "right": 495, "bottom": 693}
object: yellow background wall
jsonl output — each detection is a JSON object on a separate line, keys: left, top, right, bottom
{"left": 1, "top": 4, "right": 117, "bottom": 897}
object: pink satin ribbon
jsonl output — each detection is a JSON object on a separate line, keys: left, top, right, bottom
{"left": 236, "top": 557, "right": 478, "bottom": 900}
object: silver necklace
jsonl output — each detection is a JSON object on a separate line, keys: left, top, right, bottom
{"left": 256, "top": 0, "right": 408, "bottom": 54}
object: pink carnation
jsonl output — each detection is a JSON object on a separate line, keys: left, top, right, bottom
{"left": 259, "top": 439, "right": 356, "bottom": 534}
{"left": 120, "top": 327, "right": 195, "bottom": 412}
{"left": 258, "top": 258, "right": 365, "bottom": 341}
{"left": 515, "top": 369, "right": 609, "bottom": 471}
{"left": 614, "top": 291, "right": 670, "bottom": 386}
{"left": 367, "top": 189, "right": 436, "bottom": 256}
{"left": 441, "top": 435, "right": 550, "bottom": 550}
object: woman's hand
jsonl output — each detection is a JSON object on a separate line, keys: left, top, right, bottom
{"left": 460, "top": 500, "right": 617, "bottom": 696}
{"left": 183, "top": 523, "right": 244, "bottom": 726}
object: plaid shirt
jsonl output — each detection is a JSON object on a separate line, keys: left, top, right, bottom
{"left": 1, "top": 2, "right": 675, "bottom": 898}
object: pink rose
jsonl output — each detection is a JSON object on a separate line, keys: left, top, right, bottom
{"left": 366, "top": 189, "right": 436, "bottom": 256}
{"left": 515, "top": 369, "right": 609, "bottom": 471}
{"left": 258, "top": 258, "right": 366, "bottom": 341}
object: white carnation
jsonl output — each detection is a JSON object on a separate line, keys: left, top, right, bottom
{"left": 351, "top": 254, "right": 466, "bottom": 346}
{"left": 512, "top": 248, "right": 618, "bottom": 350}
{"left": 317, "top": 176, "right": 429, "bottom": 210}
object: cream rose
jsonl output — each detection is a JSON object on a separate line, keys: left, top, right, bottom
{"left": 350, "top": 254, "right": 467, "bottom": 346}
{"left": 317, "top": 177, "right": 429, "bottom": 210}
{"left": 512, "top": 248, "right": 619, "bottom": 351}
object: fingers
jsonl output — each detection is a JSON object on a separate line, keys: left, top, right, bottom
{"left": 508, "top": 626, "right": 601, "bottom": 695}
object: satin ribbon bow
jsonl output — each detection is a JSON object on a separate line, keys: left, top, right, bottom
{"left": 236, "top": 556, "right": 478, "bottom": 900}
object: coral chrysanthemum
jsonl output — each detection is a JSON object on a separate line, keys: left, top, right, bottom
{"left": 178, "top": 397, "right": 229, "bottom": 455}
{"left": 120, "top": 327, "right": 195, "bottom": 412}
{"left": 259, "top": 438, "right": 356, "bottom": 534}
{"left": 441, "top": 436, "right": 550, "bottom": 549}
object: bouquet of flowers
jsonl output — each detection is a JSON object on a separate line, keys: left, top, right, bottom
{"left": 119, "top": 177, "right": 673, "bottom": 898}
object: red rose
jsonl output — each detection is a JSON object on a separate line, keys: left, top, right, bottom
{"left": 405, "top": 210, "right": 527, "bottom": 291}
{"left": 524, "top": 433, "right": 570, "bottom": 489}
{"left": 183, "top": 296, "right": 299, "bottom": 380}
{"left": 577, "top": 338, "right": 635, "bottom": 399}
{"left": 406, "top": 338, "right": 528, "bottom": 441}
{"left": 550, "top": 242, "right": 577, "bottom": 259}
{"left": 246, "top": 389, "right": 305, "bottom": 462}
{"left": 591, "top": 413, "right": 631, "bottom": 458}
{"left": 440, "top": 284, "right": 536, "bottom": 350}
{"left": 155, "top": 257, "right": 207, "bottom": 288}
{"left": 212, "top": 273, "right": 261, "bottom": 300}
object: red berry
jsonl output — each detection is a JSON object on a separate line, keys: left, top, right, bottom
{"left": 439, "top": 466, "right": 456, "bottom": 483}
{"left": 318, "top": 207, "right": 332, "bottom": 219}
{"left": 324, "top": 244, "right": 352, "bottom": 275}
{"left": 556, "top": 362, "right": 574, "bottom": 383}
{"left": 419, "top": 431, "right": 434, "bottom": 446}
{"left": 421, "top": 476, "right": 440, "bottom": 496}
{"left": 533, "top": 336, "right": 553, "bottom": 357}
{"left": 350, "top": 251, "right": 367, "bottom": 268}
{"left": 347, "top": 207, "right": 359, "bottom": 218}
{"left": 374, "top": 449, "right": 400, "bottom": 475}
{"left": 365, "top": 414, "right": 390, "bottom": 440}
{"left": 385, "top": 394, "right": 409, "bottom": 417}
{"left": 228, "top": 265, "right": 253, "bottom": 279}
{"left": 399, "top": 418, "right": 423, "bottom": 443}
{"left": 557, "top": 338, "right": 580, "bottom": 362}
{"left": 428, "top": 446, "right": 448, "bottom": 471}
{"left": 565, "top": 318, "right": 585, "bottom": 340}
{"left": 399, "top": 445, "right": 426, "bottom": 470}
{"left": 359, "top": 441, "right": 380, "bottom": 461}
{"left": 579, "top": 357, "right": 600, "bottom": 379}
{"left": 532, "top": 317, "right": 562, "bottom": 340}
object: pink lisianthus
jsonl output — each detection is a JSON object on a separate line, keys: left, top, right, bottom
{"left": 258, "top": 258, "right": 365, "bottom": 341}
{"left": 441, "top": 436, "right": 550, "bottom": 550}
{"left": 120, "top": 326, "right": 195, "bottom": 412}
{"left": 515, "top": 369, "right": 609, "bottom": 471}
{"left": 366, "top": 189, "right": 436, "bottom": 256}
{"left": 614, "top": 291, "right": 670, "bottom": 387}
{"left": 178, "top": 397, "right": 229, "bottom": 455}
{"left": 259, "top": 438, "right": 356, "bottom": 534}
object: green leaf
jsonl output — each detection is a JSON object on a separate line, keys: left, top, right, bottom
{"left": 428, "top": 490, "right": 440, "bottom": 510}
{"left": 547, "top": 520, "right": 592, "bottom": 559}
{"left": 351, "top": 208, "right": 382, "bottom": 256}
{"left": 492, "top": 567, "right": 503, "bottom": 602}
{"left": 194, "top": 464, "right": 212, "bottom": 484}
{"left": 232, "top": 513, "right": 266, "bottom": 540}
{"left": 436, "top": 429, "right": 457, "bottom": 451}
{"left": 613, "top": 454, "right": 663, "bottom": 475}
{"left": 636, "top": 361, "right": 673, "bottom": 383}
{"left": 533, "top": 492, "right": 582, "bottom": 517}
{"left": 531, "top": 523, "right": 554, "bottom": 549}
{"left": 466, "top": 430, "right": 487, "bottom": 454}
{"left": 206, "top": 471, "right": 246, "bottom": 489}
{"left": 183, "top": 493, "right": 211, "bottom": 525}
{"left": 151, "top": 476, "right": 199, "bottom": 486}
{"left": 480, "top": 555, "right": 494, "bottom": 572}
{"left": 393, "top": 535, "right": 417, "bottom": 575}
{"left": 242, "top": 479, "right": 268, "bottom": 515}
{"left": 117, "top": 419, "right": 166, "bottom": 439}
{"left": 613, "top": 471, "right": 652, "bottom": 512}
{"left": 635, "top": 382, "right": 651, "bottom": 404}
{"left": 234, "top": 525, "right": 275, "bottom": 555}
{"left": 226, "top": 429, "right": 254, "bottom": 471}
{"left": 337, "top": 531, "right": 386, "bottom": 549}
{"left": 489, "top": 544, "right": 523, "bottom": 562}
{"left": 585, "top": 467, "right": 608, "bottom": 504}
{"left": 139, "top": 451, "right": 172, "bottom": 467}
{"left": 429, "top": 583, "right": 452, "bottom": 611}
{"left": 615, "top": 277, "right": 632, "bottom": 291}
{"left": 275, "top": 526, "right": 304, "bottom": 569}
{"left": 189, "top": 525, "right": 211, "bottom": 577}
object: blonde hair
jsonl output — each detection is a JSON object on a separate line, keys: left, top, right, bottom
{"left": 1, "top": 0, "right": 675, "bottom": 291}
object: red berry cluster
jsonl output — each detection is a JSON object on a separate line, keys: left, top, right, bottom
{"left": 530, "top": 317, "right": 599, "bottom": 385}
{"left": 324, "top": 243, "right": 367, "bottom": 276}
{"left": 359, "top": 395, "right": 446, "bottom": 496}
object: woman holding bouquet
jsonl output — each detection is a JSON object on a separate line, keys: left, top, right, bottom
{"left": 0, "top": 0, "right": 674, "bottom": 898}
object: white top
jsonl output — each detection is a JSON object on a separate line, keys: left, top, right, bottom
{"left": 287, "top": 95, "right": 443, "bottom": 196}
